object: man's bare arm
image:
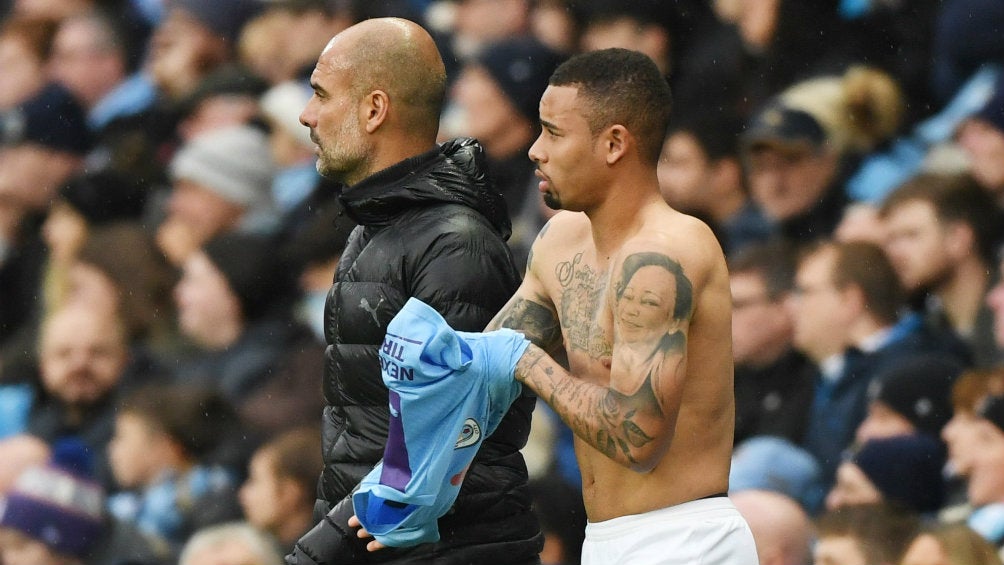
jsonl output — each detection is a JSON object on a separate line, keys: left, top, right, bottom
{"left": 486, "top": 294, "right": 562, "bottom": 350}
{"left": 513, "top": 250, "right": 695, "bottom": 473}
{"left": 486, "top": 224, "right": 564, "bottom": 352}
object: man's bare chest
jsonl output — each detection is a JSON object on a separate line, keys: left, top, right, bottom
{"left": 549, "top": 252, "right": 614, "bottom": 365}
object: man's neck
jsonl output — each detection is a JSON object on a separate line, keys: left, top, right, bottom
{"left": 587, "top": 172, "right": 663, "bottom": 257}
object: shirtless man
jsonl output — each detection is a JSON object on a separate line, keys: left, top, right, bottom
{"left": 352, "top": 47, "right": 756, "bottom": 563}
{"left": 488, "top": 48, "right": 756, "bottom": 563}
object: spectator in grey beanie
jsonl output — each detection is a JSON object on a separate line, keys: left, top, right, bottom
{"left": 160, "top": 124, "right": 277, "bottom": 265}
{"left": 856, "top": 355, "right": 963, "bottom": 443}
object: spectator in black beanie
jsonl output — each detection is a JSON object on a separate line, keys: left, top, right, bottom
{"left": 172, "top": 232, "right": 298, "bottom": 408}
{"left": 856, "top": 354, "right": 963, "bottom": 444}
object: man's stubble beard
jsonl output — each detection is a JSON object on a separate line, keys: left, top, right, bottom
{"left": 317, "top": 121, "right": 372, "bottom": 185}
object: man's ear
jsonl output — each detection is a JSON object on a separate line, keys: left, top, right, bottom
{"left": 363, "top": 90, "right": 390, "bottom": 133}
{"left": 604, "top": 124, "right": 629, "bottom": 165}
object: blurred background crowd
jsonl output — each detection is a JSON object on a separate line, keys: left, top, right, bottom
{"left": 0, "top": 0, "right": 1003, "bottom": 564}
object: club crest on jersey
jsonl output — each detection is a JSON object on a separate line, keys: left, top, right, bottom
{"left": 454, "top": 418, "right": 481, "bottom": 449}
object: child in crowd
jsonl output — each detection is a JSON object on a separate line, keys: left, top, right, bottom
{"left": 238, "top": 426, "right": 323, "bottom": 554}
{"left": 106, "top": 383, "right": 243, "bottom": 551}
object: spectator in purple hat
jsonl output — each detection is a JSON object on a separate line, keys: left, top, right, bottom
{"left": 0, "top": 464, "right": 106, "bottom": 565}
{"left": 0, "top": 463, "right": 165, "bottom": 565}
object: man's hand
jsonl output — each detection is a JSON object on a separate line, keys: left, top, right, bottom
{"left": 348, "top": 515, "right": 387, "bottom": 552}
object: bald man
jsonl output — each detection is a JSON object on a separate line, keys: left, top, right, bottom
{"left": 289, "top": 18, "right": 542, "bottom": 564}
{"left": 731, "top": 490, "right": 813, "bottom": 565}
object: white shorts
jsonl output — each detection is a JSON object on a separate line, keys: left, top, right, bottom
{"left": 581, "top": 496, "right": 758, "bottom": 565}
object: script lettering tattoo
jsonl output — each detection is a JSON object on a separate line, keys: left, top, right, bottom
{"left": 555, "top": 253, "right": 611, "bottom": 360}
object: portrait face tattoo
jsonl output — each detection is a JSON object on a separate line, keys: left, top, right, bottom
{"left": 616, "top": 264, "right": 677, "bottom": 345}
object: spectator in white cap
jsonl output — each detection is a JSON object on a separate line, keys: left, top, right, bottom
{"left": 157, "top": 124, "right": 277, "bottom": 265}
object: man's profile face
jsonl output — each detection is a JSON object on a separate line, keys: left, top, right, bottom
{"left": 881, "top": 199, "right": 953, "bottom": 293}
{"left": 528, "top": 85, "right": 603, "bottom": 211}
{"left": 300, "top": 40, "right": 372, "bottom": 185}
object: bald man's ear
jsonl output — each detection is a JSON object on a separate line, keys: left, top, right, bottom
{"left": 604, "top": 125, "right": 629, "bottom": 165}
{"left": 363, "top": 90, "right": 390, "bottom": 133}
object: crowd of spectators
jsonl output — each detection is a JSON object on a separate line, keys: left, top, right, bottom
{"left": 0, "top": 0, "right": 1003, "bottom": 564}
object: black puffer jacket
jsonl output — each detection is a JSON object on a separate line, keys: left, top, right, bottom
{"left": 312, "top": 138, "right": 542, "bottom": 563}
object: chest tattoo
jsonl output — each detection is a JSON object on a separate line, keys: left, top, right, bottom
{"left": 555, "top": 253, "right": 612, "bottom": 360}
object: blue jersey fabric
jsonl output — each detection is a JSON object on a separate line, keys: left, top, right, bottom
{"left": 352, "top": 297, "right": 529, "bottom": 546}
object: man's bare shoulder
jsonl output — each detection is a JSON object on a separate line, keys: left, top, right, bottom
{"left": 629, "top": 208, "right": 725, "bottom": 277}
{"left": 537, "top": 211, "right": 590, "bottom": 243}
{"left": 526, "top": 211, "right": 589, "bottom": 267}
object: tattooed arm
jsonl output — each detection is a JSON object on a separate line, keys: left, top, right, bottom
{"left": 512, "top": 248, "right": 696, "bottom": 473}
{"left": 485, "top": 227, "right": 564, "bottom": 353}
